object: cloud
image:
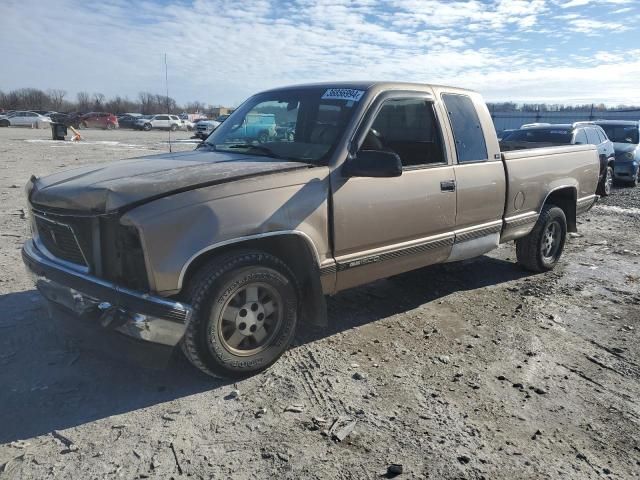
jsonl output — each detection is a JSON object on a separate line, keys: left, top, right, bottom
{"left": 0, "top": 0, "right": 638, "bottom": 106}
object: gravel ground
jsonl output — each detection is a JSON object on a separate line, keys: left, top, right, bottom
{"left": 0, "top": 127, "right": 638, "bottom": 479}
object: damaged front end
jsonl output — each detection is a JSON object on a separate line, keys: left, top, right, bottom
{"left": 22, "top": 176, "right": 191, "bottom": 348}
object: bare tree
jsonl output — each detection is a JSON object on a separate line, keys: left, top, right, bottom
{"left": 47, "top": 89, "right": 66, "bottom": 111}
{"left": 92, "top": 92, "right": 105, "bottom": 111}
{"left": 76, "top": 91, "right": 91, "bottom": 112}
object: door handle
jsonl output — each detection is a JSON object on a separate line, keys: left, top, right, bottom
{"left": 440, "top": 180, "right": 456, "bottom": 192}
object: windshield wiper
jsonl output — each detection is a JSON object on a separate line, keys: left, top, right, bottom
{"left": 225, "top": 144, "right": 283, "bottom": 159}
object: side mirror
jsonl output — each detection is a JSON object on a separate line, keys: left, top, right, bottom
{"left": 342, "top": 150, "right": 402, "bottom": 178}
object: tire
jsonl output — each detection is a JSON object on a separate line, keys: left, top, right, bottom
{"left": 106, "top": 123, "right": 115, "bottom": 130}
{"left": 142, "top": 123, "right": 152, "bottom": 131}
{"left": 516, "top": 205, "right": 567, "bottom": 273}
{"left": 598, "top": 166, "right": 613, "bottom": 196}
{"left": 257, "top": 131, "right": 269, "bottom": 143}
{"left": 0, "top": 120, "right": 8, "bottom": 127}
{"left": 170, "top": 124, "right": 178, "bottom": 132}
{"left": 181, "top": 250, "right": 299, "bottom": 378}
{"left": 630, "top": 170, "right": 639, "bottom": 187}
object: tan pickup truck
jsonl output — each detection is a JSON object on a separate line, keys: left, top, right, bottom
{"left": 22, "top": 82, "right": 599, "bottom": 378}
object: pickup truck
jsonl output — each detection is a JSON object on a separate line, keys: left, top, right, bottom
{"left": 21, "top": 82, "right": 599, "bottom": 378}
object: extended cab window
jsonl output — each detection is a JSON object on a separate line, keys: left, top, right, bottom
{"left": 442, "top": 94, "right": 488, "bottom": 163}
{"left": 574, "top": 129, "right": 587, "bottom": 145}
{"left": 363, "top": 98, "right": 446, "bottom": 167}
{"left": 585, "top": 128, "right": 600, "bottom": 145}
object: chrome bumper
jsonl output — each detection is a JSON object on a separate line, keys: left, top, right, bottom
{"left": 22, "top": 239, "right": 191, "bottom": 347}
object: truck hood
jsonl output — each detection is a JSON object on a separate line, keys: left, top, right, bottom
{"left": 29, "top": 150, "right": 311, "bottom": 214}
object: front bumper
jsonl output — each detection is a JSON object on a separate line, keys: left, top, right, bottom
{"left": 22, "top": 239, "right": 191, "bottom": 347}
{"left": 614, "top": 162, "right": 639, "bottom": 180}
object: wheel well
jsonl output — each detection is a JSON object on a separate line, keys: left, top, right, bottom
{"left": 544, "top": 187, "right": 577, "bottom": 233}
{"left": 180, "top": 234, "right": 327, "bottom": 326}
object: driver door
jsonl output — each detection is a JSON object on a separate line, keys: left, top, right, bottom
{"left": 331, "top": 92, "right": 457, "bottom": 291}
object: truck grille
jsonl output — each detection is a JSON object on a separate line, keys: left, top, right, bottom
{"left": 34, "top": 215, "right": 88, "bottom": 267}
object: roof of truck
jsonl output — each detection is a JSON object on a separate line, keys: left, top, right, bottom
{"left": 588, "top": 120, "right": 639, "bottom": 126}
{"left": 261, "top": 81, "right": 477, "bottom": 95}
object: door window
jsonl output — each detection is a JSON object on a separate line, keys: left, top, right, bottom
{"left": 156, "top": 115, "right": 169, "bottom": 120}
{"left": 573, "top": 129, "right": 588, "bottom": 145}
{"left": 442, "top": 94, "right": 488, "bottom": 163}
{"left": 364, "top": 97, "right": 446, "bottom": 167}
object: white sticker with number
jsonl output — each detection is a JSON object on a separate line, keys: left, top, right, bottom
{"left": 322, "top": 88, "right": 365, "bottom": 102}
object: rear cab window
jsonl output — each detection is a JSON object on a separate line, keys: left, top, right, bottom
{"left": 442, "top": 94, "right": 488, "bottom": 163}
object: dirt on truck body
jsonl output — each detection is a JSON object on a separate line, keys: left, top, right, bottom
{"left": 22, "top": 82, "right": 600, "bottom": 378}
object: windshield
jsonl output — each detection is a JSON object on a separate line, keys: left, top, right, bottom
{"left": 599, "top": 124, "right": 639, "bottom": 144}
{"left": 204, "top": 87, "right": 363, "bottom": 164}
{"left": 502, "top": 128, "right": 572, "bottom": 143}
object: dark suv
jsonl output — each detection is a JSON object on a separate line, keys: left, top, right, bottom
{"left": 585, "top": 120, "right": 639, "bottom": 187}
{"left": 500, "top": 123, "right": 616, "bottom": 196}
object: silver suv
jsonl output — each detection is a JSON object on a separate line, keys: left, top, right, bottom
{"left": 135, "top": 114, "right": 182, "bottom": 131}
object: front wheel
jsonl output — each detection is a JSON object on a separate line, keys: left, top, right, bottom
{"left": 181, "top": 251, "right": 299, "bottom": 378}
{"left": 170, "top": 124, "right": 178, "bottom": 132}
{"left": 598, "top": 166, "right": 613, "bottom": 196}
{"left": 106, "top": 123, "right": 115, "bottom": 130}
{"left": 142, "top": 123, "right": 152, "bottom": 131}
{"left": 516, "top": 205, "right": 567, "bottom": 272}
{"left": 0, "top": 120, "right": 8, "bottom": 127}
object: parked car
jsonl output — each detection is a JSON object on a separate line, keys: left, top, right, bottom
{"left": 21, "top": 82, "right": 599, "bottom": 378}
{"left": 80, "top": 112, "right": 119, "bottom": 130}
{"left": 0, "top": 111, "right": 51, "bottom": 128}
{"left": 586, "top": 120, "right": 639, "bottom": 186}
{"left": 116, "top": 115, "right": 140, "bottom": 129}
{"left": 223, "top": 113, "right": 277, "bottom": 143}
{"left": 48, "top": 112, "right": 83, "bottom": 129}
{"left": 194, "top": 119, "right": 220, "bottom": 139}
{"left": 181, "top": 119, "right": 195, "bottom": 131}
{"left": 134, "top": 114, "right": 182, "bottom": 131}
{"left": 501, "top": 123, "right": 615, "bottom": 196}
{"left": 275, "top": 121, "right": 296, "bottom": 141}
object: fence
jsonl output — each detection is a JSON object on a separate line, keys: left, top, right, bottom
{"left": 490, "top": 109, "right": 640, "bottom": 133}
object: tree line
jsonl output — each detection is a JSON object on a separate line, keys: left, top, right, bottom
{"left": 487, "top": 101, "right": 640, "bottom": 112}
{"left": 0, "top": 88, "right": 221, "bottom": 115}
{"left": 2, "top": 88, "right": 638, "bottom": 115}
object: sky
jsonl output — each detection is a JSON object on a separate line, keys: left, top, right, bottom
{"left": 1, "top": 0, "right": 639, "bottom": 106}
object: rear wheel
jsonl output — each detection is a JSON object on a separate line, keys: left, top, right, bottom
{"left": 181, "top": 251, "right": 299, "bottom": 378}
{"left": 516, "top": 205, "right": 567, "bottom": 272}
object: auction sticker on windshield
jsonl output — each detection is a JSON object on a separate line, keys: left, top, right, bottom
{"left": 322, "top": 88, "right": 365, "bottom": 102}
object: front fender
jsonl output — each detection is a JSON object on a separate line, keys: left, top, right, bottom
{"left": 121, "top": 168, "right": 331, "bottom": 294}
